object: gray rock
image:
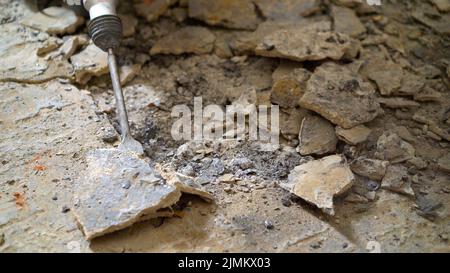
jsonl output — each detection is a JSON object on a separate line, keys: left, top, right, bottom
{"left": 350, "top": 157, "right": 389, "bottom": 181}
{"left": 72, "top": 149, "right": 181, "bottom": 240}
{"left": 300, "top": 62, "right": 381, "bottom": 129}
{"left": 298, "top": 115, "right": 338, "bottom": 156}
{"left": 150, "top": 26, "right": 216, "bottom": 55}
{"left": 381, "top": 165, "right": 415, "bottom": 197}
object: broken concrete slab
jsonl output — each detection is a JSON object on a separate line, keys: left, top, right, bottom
{"left": 412, "top": 8, "right": 450, "bottom": 35}
{"left": 280, "top": 108, "right": 310, "bottom": 140}
{"left": 361, "top": 57, "right": 403, "bottom": 96}
{"left": 298, "top": 115, "right": 338, "bottom": 156}
{"left": 254, "top": 0, "right": 321, "bottom": 21}
{"left": 161, "top": 170, "right": 214, "bottom": 202}
{"left": 284, "top": 155, "right": 354, "bottom": 215}
{"left": 21, "top": 7, "right": 84, "bottom": 35}
{"left": 431, "top": 0, "right": 450, "bottom": 12}
{"left": 271, "top": 68, "right": 310, "bottom": 108}
{"left": 331, "top": 5, "right": 366, "bottom": 37}
{"left": 255, "top": 29, "right": 357, "bottom": 62}
{"left": 134, "top": 0, "right": 177, "bottom": 22}
{"left": 72, "top": 149, "right": 182, "bottom": 240}
{"left": 381, "top": 165, "right": 415, "bottom": 197}
{"left": 378, "top": 97, "right": 421, "bottom": 109}
{"left": 299, "top": 62, "right": 381, "bottom": 129}
{"left": 350, "top": 157, "right": 389, "bottom": 181}
{"left": 70, "top": 43, "right": 108, "bottom": 84}
{"left": 336, "top": 125, "right": 372, "bottom": 145}
{"left": 375, "top": 132, "right": 415, "bottom": 164}
{"left": 0, "top": 23, "right": 74, "bottom": 83}
{"left": 188, "top": 0, "right": 261, "bottom": 30}
{"left": 150, "top": 26, "right": 216, "bottom": 55}
{"left": 437, "top": 154, "right": 450, "bottom": 173}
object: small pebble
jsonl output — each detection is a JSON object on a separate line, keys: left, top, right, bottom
{"left": 264, "top": 220, "right": 274, "bottom": 230}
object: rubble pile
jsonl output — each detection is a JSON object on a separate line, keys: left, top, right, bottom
{"left": 0, "top": 0, "right": 449, "bottom": 252}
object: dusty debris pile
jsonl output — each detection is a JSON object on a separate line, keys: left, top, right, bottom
{"left": 0, "top": 0, "right": 449, "bottom": 252}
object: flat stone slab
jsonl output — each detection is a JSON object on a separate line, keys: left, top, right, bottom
{"left": 72, "top": 149, "right": 182, "bottom": 240}
{"left": 21, "top": 7, "right": 84, "bottom": 35}
{"left": 299, "top": 62, "right": 381, "bottom": 129}
{"left": 150, "top": 26, "right": 216, "bottom": 55}
{"left": 284, "top": 155, "right": 354, "bottom": 215}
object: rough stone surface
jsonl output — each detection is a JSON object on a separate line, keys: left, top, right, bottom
{"left": 72, "top": 149, "right": 181, "bottom": 240}
{"left": 298, "top": 115, "right": 338, "bottom": 156}
{"left": 254, "top": 0, "right": 321, "bottom": 20}
{"left": 437, "top": 154, "right": 450, "bottom": 173}
{"left": 350, "top": 158, "right": 389, "bottom": 181}
{"left": 120, "top": 64, "right": 141, "bottom": 85}
{"left": 135, "top": 0, "right": 177, "bottom": 22}
{"left": 21, "top": 7, "right": 84, "bottom": 35}
{"left": 300, "top": 62, "right": 381, "bottom": 129}
{"left": 70, "top": 43, "right": 108, "bottom": 84}
{"left": 255, "top": 29, "right": 356, "bottom": 62}
{"left": 119, "top": 14, "right": 138, "bottom": 37}
{"left": 284, "top": 155, "right": 354, "bottom": 215}
{"left": 150, "top": 26, "right": 216, "bottom": 55}
{"left": 188, "top": 0, "right": 261, "bottom": 30}
{"left": 336, "top": 125, "right": 371, "bottom": 145}
{"left": 331, "top": 5, "right": 366, "bottom": 37}
{"left": 381, "top": 165, "right": 415, "bottom": 197}
{"left": 375, "top": 132, "right": 415, "bottom": 164}
{"left": 0, "top": 23, "right": 73, "bottom": 83}
{"left": 271, "top": 68, "right": 310, "bottom": 108}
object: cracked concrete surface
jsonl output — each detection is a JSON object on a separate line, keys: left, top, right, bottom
{"left": 0, "top": 0, "right": 449, "bottom": 253}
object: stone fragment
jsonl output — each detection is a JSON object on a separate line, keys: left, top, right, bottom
{"left": 51, "top": 35, "right": 89, "bottom": 60}
{"left": 255, "top": 29, "right": 356, "bottom": 62}
{"left": 254, "top": 0, "right": 321, "bottom": 20}
{"left": 375, "top": 132, "right": 415, "bottom": 164}
{"left": 298, "top": 115, "right": 338, "bottom": 156}
{"left": 120, "top": 64, "right": 141, "bottom": 85}
{"left": 37, "top": 37, "right": 62, "bottom": 56}
{"left": 381, "top": 165, "right": 415, "bottom": 197}
{"left": 361, "top": 58, "right": 403, "bottom": 95}
{"left": 336, "top": 125, "right": 371, "bottom": 145}
{"left": 350, "top": 157, "right": 389, "bottom": 181}
{"left": 437, "top": 154, "right": 450, "bottom": 173}
{"left": 0, "top": 24, "right": 73, "bottom": 83}
{"left": 413, "top": 87, "right": 443, "bottom": 103}
{"left": 378, "top": 97, "right": 421, "bottom": 109}
{"left": 271, "top": 68, "right": 311, "bottom": 108}
{"left": 412, "top": 9, "right": 450, "bottom": 35}
{"left": 119, "top": 14, "right": 138, "bottom": 37}
{"left": 134, "top": 0, "right": 177, "bottom": 22}
{"left": 70, "top": 43, "right": 108, "bottom": 84}
{"left": 162, "top": 171, "right": 214, "bottom": 202}
{"left": 73, "top": 149, "right": 181, "bottom": 240}
{"left": 21, "top": 7, "right": 84, "bottom": 35}
{"left": 284, "top": 155, "right": 354, "bottom": 215}
{"left": 150, "top": 26, "right": 216, "bottom": 55}
{"left": 232, "top": 19, "right": 331, "bottom": 55}
{"left": 331, "top": 5, "right": 366, "bottom": 37}
{"left": 431, "top": 0, "right": 450, "bottom": 12}
{"left": 280, "top": 108, "right": 310, "bottom": 140}
{"left": 299, "top": 62, "right": 381, "bottom": 129}
{"left": 188, "top": 0, "right": 261, "bottom": 30}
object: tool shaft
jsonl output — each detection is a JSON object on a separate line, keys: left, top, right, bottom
{"left": 108, "top": 48, "right": 131, "bottom": 141}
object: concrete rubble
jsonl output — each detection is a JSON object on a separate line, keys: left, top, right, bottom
{"left": 1, "top": 0, "right": 449, "bottom": 253}
{"left": 284, "top": 155, "right": 355, "bottom": 216}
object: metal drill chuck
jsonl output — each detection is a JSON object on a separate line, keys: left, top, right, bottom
{"left": 89, "top": 15, "right": 122, "bottom": 52}
{"left": 63, "top": 0, "right": 122, "bottom": 52}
